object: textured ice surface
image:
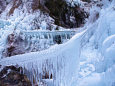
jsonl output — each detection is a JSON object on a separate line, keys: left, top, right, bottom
{"left": 0, "top": 31, "right": 85, "bottom": 86}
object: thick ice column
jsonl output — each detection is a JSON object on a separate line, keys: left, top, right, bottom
{"left": 101, "top": 35, "right": 115, "bottom": 71}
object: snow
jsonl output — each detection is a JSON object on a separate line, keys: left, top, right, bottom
{"left": 65, "top": 0, "right": 81, "bottom": 7}
{"left": 0, "top": 19, "right": 11, "bottom": 28}
{"left": 78, "top": 73, "right": 102, "bottom": 86}
{"left": 40, "top": 21, "right": 47, "bottom": 30}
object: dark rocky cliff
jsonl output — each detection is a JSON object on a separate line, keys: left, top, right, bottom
{"left": 0, "top": 0, "right": 88, "bottom": 28}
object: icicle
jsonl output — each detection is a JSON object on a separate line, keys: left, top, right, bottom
{"left": 0, "top": 30, "right": 78, "bottom": 85}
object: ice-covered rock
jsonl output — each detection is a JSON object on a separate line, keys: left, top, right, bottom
{"left": 0, "top": 31, "right": 85, "bottom": 86}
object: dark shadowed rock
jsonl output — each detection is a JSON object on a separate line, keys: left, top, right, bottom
{"left": 44, "top": 0, "right": 88, "bottom": 28}
{"left": 0, "top": 65, "right": 32, "bottom": 86}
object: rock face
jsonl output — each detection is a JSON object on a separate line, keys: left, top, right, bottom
{"left": 0, "top": 65, "right": 32, "bottom": 86}
{"left": 44, "top": 0, "right": 88, "bottom": 28}
{"left": 3, "top": 32, "right": 25, "bottom": 57}
{"left": 0, "top": 0, "right": 88, "bottom": 29}
{"left": 31, "top": 0, "right": 88, "bottom": 28}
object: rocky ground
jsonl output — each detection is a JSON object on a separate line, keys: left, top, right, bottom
{"left": 0, "top": 65, "right": 32, "bottom": 86}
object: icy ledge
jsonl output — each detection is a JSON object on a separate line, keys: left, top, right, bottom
{"left": 0, "top": 30, "right": 86, "bottom": 86}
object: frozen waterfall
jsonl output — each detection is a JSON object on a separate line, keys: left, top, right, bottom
{"left": 0, "top": 31, "right": 85, "bottom": 86}
{"left": 20, "top": 30, "right": 76, "bottom": 51}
